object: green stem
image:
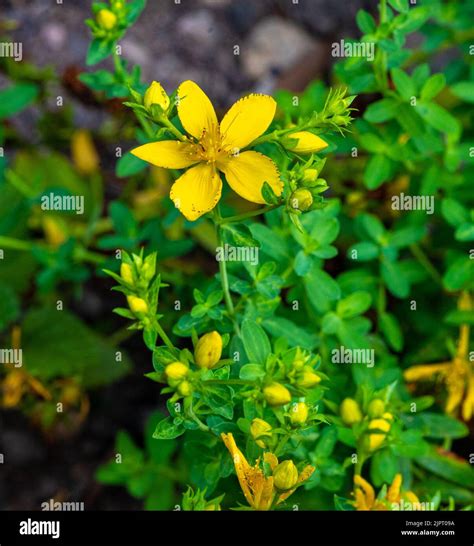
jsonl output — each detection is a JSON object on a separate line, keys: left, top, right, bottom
{"left": 0, "top": 235, "right": 32, "bottom": 251}
{"left": 154, "top": 319, "right": 175, "bottom": 350}
{"left": 204, "top": 379, "right": 255, "bottom": 386}
{"left": 409, "top": 243, "right": 444, "bottom": 287}
{"left": 159, "top": 116, "right": 187, "bottom": 142}
{"left": 218, "top": 205, "right": 279, "bottom": 225}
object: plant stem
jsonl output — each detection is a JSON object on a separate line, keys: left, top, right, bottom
{"left": 154, "top": 319, "right": 175, "bottom": 350}
{"left": 218, "top": 205, "right": 279, "bottom": 225}
{"left": 409, "top": 243, "right": 444, "bottom": 287}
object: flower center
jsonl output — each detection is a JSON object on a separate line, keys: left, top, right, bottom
{"left": 197, "top": 127, "right": 225, "bottom": 163}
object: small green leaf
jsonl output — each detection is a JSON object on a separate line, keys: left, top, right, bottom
{"left": 450, "top": 81, "right": 474, "bottom": 103}
{"left": 0, "top": 83, "right": 38, "bottom": 119}
{"left": 241, "top": 319, "right": 271, "bottom": 364}
{"left": 364, "top": 98, "right": 399, "bottom": 123}
{"left": 391, "top": 68, "right": 416, "bottom": 101}
{"left": 364, "top": 154, "right": 392, "bottom": 190}
{"left": 153, "top": 416, "right": 185, "bottom": 440}
{"left": 420, "top": 73, "right": 446, "bottom": 101}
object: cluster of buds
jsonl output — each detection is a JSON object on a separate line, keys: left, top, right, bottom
{"left": 164, "top": 361, "right": 192, "bottom": 398}
{"left": 310, "top": 87, "right": 356, "bottom": 134}
{"left": 86, "top": 0, "right": 128, "bottom": 40}
{"left": 287, "top": 348, "right": 321, "bottom": 390}
{"left": 181, "top": 487, "right": 223, "bottom": 511}
{"left": 286, "top": 157, "right": 329, "bottom": 220}
{"left": 339, "top": 396, "right": 393, "bottom": 451}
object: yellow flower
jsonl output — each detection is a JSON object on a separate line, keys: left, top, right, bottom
{"left": 131, "top": 80, "right": 283, "bottom": 221}
{"left": 71, "top": 129, "right": 99, "bottom": 175}
{"left": 165, "top": 362, "right": 189, "bottom": 381}
{"left": 353, "top": 474, "right": 422, "bottom": 511}
{"left": 194, "top": 331, "right": 222, "bottom": 369}
{"left": 96, "top": 9, "right": 117, "bottom": 30}
{"left": 404, "top": 292, "right": 473, "bottom": 421}
{"left": 127, "top": 295, "right": 148, "bottom": 315}
{"left": 284, "top": 131, "right": 328, "bottom": 154}
{"left": 143, "top": 81, "right": 170, "bottom": 111}
{"left": 263, "top": 382, "right": 291, "bottom": 406}
{"left": 340, "top": 398, "right": 362, "bottom": 425}
{"left": 221, "top": 433, "right": 314, "bottom": 510}
{"left": 289, "top": 401, "right": 309, "bottom": 425}
{"left": 250, "top": 418, "right": 272, "bottom": 448}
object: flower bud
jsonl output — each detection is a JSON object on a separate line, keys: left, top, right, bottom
{"left": 284, "top": 131, "right": 328, "bottom": 154}
{"left": 143, "top": 81, "right": 170, "bottom": 111}
{"left": 178, "top": 380, "right": 192, "bottom": 397}
{"left": 194, "top": 331, "right": 222, "bottom": 369}
{"left": 120, "top": 263, "right": 134, "bottom": 285}
{"left": 367, "top": 398, "right": 385, "bottom": 418}
{"left": 263, "top": 382, "right": 291, "bottom": 406}
{"left": 303, "top": 168, "right": 318, "bottom": 183}
{"left": 273, "top": 460, "right": 299, "bottom": 491}
{"left": 165, "top": 362, "right": 189, "bottom": 381}
{"left": 296, "top": 370, "right": 321, "bottom": 389}
{"left": 127, "top": 295, "right": 148, "bottom": 315}
{"left": 250, "top": 418, "right": 272, "bottom": 448}
{"left": 367, "top": 417, "right": 391, "bottom": 451}
{"left": 340, "top": 398, "right": 362, "bottom": 425}
{"left": 289, "top": 402, "right": 308, "bottom": 425}
{"left": 290, "top": 188, "right": 313, "bottom": 211}
{"left": 96, "top": 9, "right": 117, "bottom": 30}
{"left": 71, "top": 130, "right": 99, "bottom": 175}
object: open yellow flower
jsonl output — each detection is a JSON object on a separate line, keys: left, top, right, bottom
{"left": 131, "top": 80, "right": 283, "bottom": 221}
{"left": 353, "top": 474, "right": 422, "bottom": 511}
{"left": 404, "top": 292, "right": 473, "bottom": 421}
{"left": 221, "top": 432, "right": 314, "bottom": 510}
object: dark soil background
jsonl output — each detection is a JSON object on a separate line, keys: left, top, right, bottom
{"left": 0, "top": 0, "right": 379, "bottom": 510}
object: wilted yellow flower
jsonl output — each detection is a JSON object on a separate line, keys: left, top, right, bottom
{"left": 127, "top": 295, "right": 148, "bottom": 315}
{"left": 165, "top": 362, "right": 189, "bottom": 381}
{"left": 404, "top": 292, "right": 473, "bottom": 421}
{"left": 221, "top": 433, "right": 314, "bottom": 510}
{"left": 132, "top": 80, "right": 283, "bottom": 221}
{"left": 340, "top": 398, "right": 362, "bottom": 425}
{"left": 290, "top": 188, "right": 313, "bottom": 211}
{"left": 284, "top": 131, "right": 328, "bottom": 154}
{"left": 71, "top": 129, "right": 99, "bottom": 175}
{"left": 273, "top": 460, "right": 299, "bottom": 491}
{"left": 143, "top": 81, "right": 170, "bottom": 111}
{"left": 353, "top": 474, "right": 422, "bottom": 511}
{"left": 96, "top": 9, "right": 117, "bottom": 30}
{"left": 263, "top": 382, "right": 291, "bottom": 406}
{"left": 250, "top": 418, "right": 272, "bottom": 448}
{"left": 120, "top": 263, "right": 134, "bottom": 285}
{"left": 194, "top": 331, "right": 222, "bottom": 369}
{"left": 289, "top": 401, "right": 309, "bottom": 425}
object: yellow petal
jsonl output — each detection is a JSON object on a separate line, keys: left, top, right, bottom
{"left": 387, "top": 473, "right": 402, "bottom": 503}
{"left": 285, "top": 131, "right": 328, "bottom": 153}
{"left": 220, "top": 94, "right": 276, "bottom": 151}
{"left": 403, "top": 362, "right": 450, "bottom": 382}
{"left": 263, "top": 452, "right": 279, "bottom": 471}
{"left": 218, "top": 151, "right": 282, "bottom": 204}
{"left": 170, "top": 163, "right": 222, "bottom": 221}
{"left": 131, "top": 140, "right": 197, "bottom": 169}
{"left": 354, "top": 475, "right": 375, "bottom": 509}
{"left": 462, "top": 376, "right": 474, "bottom": 421}
{"left": 354, "top": 488, "right": 369, "bottom": 511}
{"left": 177, "top": 80, "right": 218, "bottom": 140}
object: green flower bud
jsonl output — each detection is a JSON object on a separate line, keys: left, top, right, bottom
{"left": 296, "top": 369, "right": 321, "bottom": 389}
{"left": 96, "top": 9, "right": 117, "bottom": 30}
{"left": 290, "top": 188, "right": 313, "bottom": 212}
{"left": 302, "top": 168, "right": 318, "bottom": 183}
{"left": 143, "top": 81, "right": 170, "bottom": 111}
{"left": 127, "top": 295, "right": 148, "bottom": 315}
{"left": 273, "top": 460, "right": 299, "bottom": 491}
{"left": 367, "top": 398, "right": 385, "bottom": 418}
{"left": 178, "top": 380, "right": 192, "bottom": 397}
{"left": 165, "top": 361, "right": 189, "bottom": 381}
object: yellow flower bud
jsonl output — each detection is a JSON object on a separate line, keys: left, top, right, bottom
{"left": 120, "top": 263, "right": 134, "bottom": 284}
{"left": 367, "top": 417, "right": 392, "bottom": 451}
{"left": 71, "top": 129, "right": 99, "bottom": 175}
{"left": 382, "top": 412, "right": 394, "bottom": 422}
{"left": 290, "top": 188, "right": 313, "bottom": 211}
{"left": 303, "top": 168, "right": 318, "bottom": 183}
{"left": 273, "top": 460, "right": 299, "bottom": 491}
{"left": 250, "top": 418, "right": 272, "bottom": 448}
{"left": 194, "top": 331, "right": 222, "bottom": 369}
{"left": 263, "top": 382, "right": 291, "bottom": 406}
{"left": 296, "top": 370, "right": 321, "bottom": 389}
{"left": 367, "top": 398, "right": 385, "bottom": 418}
{"left": 290, "top": 402, "right": 309, "bottom": 425}
{"left": 340, "top": 398, "right": 363, "bottom": 425}
{"left": 127, "top": 295, "right": 148, "bottom": 315}
{"left": 96, "top": 9, "right": 117, "bottom": 30}
{"left": 165, "top": 362, "right": 189, "bottom": 381}
{"left": 285, "top": 131, "right": 328, "bottom": 154}
{"left": 143, "top": 81, "right": 170, "bottom": 111}
{"left": 178, "top": 380, "right": 192, "bottom": 397}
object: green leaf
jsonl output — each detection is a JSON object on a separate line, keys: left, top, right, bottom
{"left": 441, "top": 198, "right": 468, "bottom": 227}
{"left": 222, "top": 223, "right": 260, "bottom": 248}
{"left": 371, "top": 449, "right": 399, "bottom": 486}
{"left": 263, "top": 317, "right": 318, "bottom": 350}
{"left": 261, "top": 181, "right": 280, "bottom": 205}
{"left": 455, "top": 223, "right": 474, "bottom": 241}
{"left": 388, "top": 225, "right": 425, "bottom": 248}
{"left": 416, "top": 102, "right": 461, "bottom": 137}
{"left": 356, "top": 10, "right": 376, "bottom": 33}
{"left": 0, "top": 83, "right": 38, "bottom": 119}
{"left": 364, "top": 98, "right": 399, "bottom": 123}
{"left": 396, "top": 103, "right": 424, "bottom": 137}
{"left": 0, "top": 282, "right": 20, "bottom": 331}
{"left": 417, "top": 448, "right": 474, "bottom": 488}
{"left": 315, "top": 427, "right": 338, "bottom": 458}
{"left": 381, "top": 259, "right": 409, "bottom": 298}
{"left": 116, "top": 151, "right": 148, "bottom": 177}
{"left": 239, "top": 363, "right": 265, "bottom": 381}
{"left": 379, "top": 312, "right": 403, "bottom": 351}
{"left": 347, "top": 241, "right": 380, "bottom": 261}
{"left": 241, "top": 319, "right": 271, "bottom": 364}
{"left": 359, "top": 214, "right": 386, "bottom": 242}
{"left": 336, "top": 291, "right": 372, "bottom": 319}
{"left": 443, "top": 256, "right": 473, "bottom": 291}
{"left": 450, "top": 81, "right": 474, "bottom": 103}
{"left": 304, "top": 267, "right": 341, "bottom": 313}
{"left": 388, "top": 0, "right": 408, "bottom": 13}
{"left": 152, "top": 416, "right": 185, "bottom": 440}
{"left": 420, "top": 74, "right": 446, "bottom": 101}
{"left": 364, "top": 154, "right": 392, "bottom": 190}
{"left": 391, "top": 68, "right": 416, "bottom": 101}
{"left": 406, "top": 413, "right": 468, "bottom": 440}
{"left": 86, "top": 38, "right": 114, "bottom": 65}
